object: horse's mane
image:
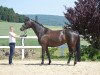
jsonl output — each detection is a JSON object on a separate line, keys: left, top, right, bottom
{"left": 25, "top": 17, "right": 46, "bottom": 28}
{"left": 25, "top": 17, "right": 49, "bottom": 33}
{"left": 31, "top": 19, "right": 45, "bottom": 28}
{"left": 33, "top": 20, "right": 44, "bottom": 27}
{"left": 32, "top": 19, "right": 49, "bottom": 33}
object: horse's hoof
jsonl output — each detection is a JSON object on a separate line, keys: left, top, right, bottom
{"left": 74, "top": 62, "right": 77, "bottom": 66}
{"left": 67, "top": 63, "right": 70, "bottom": 65}
{"left": 48, "top": 62, "right": 51, "bottom": 65}
{"left": 48, "top": 63, "right": 51, "bottom": 65}
{"left": 48, "top": 61, "right": 51, "bottom": 65}
{"left": 41, "top": 62, "right": 44, "bottom": 65}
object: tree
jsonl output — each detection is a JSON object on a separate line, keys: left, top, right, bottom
{"left": 0, "top": 6, "right": 25, "bottom": 23}
{"left": 64, "top": 0, "right": 100, "bottom": 49}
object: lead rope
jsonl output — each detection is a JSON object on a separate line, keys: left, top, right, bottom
{"left": 20, "top": 30, "right": 27, "bottom": 46}
{"left": 20, "top": 30, "right": 27, "bottom": 37}
{"left": 24, "top": 30, "right": 27, "bottom": 37}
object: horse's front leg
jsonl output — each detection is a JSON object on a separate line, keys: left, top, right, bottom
{"left": 41, "top": 46, "right": 45, "bottom": 65}
{"left": 74, "top": 51, "right": 77, "bottom": 66}
{"left": 46, "top": 47, "right": 51, "bottom": 65}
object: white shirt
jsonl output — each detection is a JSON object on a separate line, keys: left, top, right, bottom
{"left": 9, "top": 31, "right": 16, "bottom": 43}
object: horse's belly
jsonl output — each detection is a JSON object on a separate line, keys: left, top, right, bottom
{"left": 48, "top": 41, "right": 66, "bottom": 47}
{"left": 41, "top": 34, "right": 67, "bottom": 47}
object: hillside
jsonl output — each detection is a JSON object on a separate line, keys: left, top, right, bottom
{"left": 26, "top": 14, "right": 68, "bottom": 26}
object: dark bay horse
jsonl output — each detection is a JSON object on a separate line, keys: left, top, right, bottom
{"left": 20, "top": 17, "right": 81, "bottom": 65}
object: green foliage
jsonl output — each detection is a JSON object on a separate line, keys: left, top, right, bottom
{"left": 48, "top": 47, "right": 58, "bottom": 58}
{"left": 0, "top": 6, "right": 25, "bottom": 23}
{"left": 81, "top": 45, "right": 100, "bottom": 61}
{"left": 48, "top": 47, "right": 68, "bottom": 60}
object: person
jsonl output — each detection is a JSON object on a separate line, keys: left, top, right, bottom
{"left": 9, "top": 26, "right": 19, "bottom": 65}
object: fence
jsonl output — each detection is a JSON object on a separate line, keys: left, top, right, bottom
{"left": 0, "top": 36, "right": 41, "bottom": 60}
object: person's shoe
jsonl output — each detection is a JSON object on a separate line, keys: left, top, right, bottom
{"left": 9, "top": 63, "right": 14, "bottom": 65}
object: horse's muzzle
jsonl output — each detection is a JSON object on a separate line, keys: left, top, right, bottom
{"left": 20, "top": 27, "right": 24, "bottom": 31}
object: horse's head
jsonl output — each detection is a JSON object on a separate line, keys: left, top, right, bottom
{"left": 20, "top": 17, "right": 32, "bottom": 31}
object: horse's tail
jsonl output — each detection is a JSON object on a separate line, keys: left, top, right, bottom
{"left": 76, "top": 35, "right": 81, "bottom": 62}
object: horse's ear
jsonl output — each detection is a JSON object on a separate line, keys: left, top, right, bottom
{"left": 24, "top": 17, "right": 30, "bottom": 22}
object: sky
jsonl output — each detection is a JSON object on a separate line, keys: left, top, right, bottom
{"left": 0, "top": 0, "right": 77, "bottom": 16}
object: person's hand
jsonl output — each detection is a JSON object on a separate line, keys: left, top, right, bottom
{"left": 20, "top": 35, "right": 23, "bottom": 37}
{"left": 15, "top": 34, "right": 20, "bottom": 38}
{"left": 20, "top": 35, "right": 27, "bottom": 37}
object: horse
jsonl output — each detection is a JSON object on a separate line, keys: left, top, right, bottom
{"left": 20, "top": 17, "right": 81, "bottom": 65}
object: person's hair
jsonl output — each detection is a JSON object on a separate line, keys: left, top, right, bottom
{"left": 10, "top": 26, "right": 13, "bottom": 29}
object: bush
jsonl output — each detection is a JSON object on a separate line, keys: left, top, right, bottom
{"left": 49, "top": 47, "right": 57, "bottom": 58}
{"left": 81, "top": 45, "right": 100, "bottom": 61}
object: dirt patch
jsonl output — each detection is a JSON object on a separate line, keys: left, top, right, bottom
{"left": 0, "top": 60, "right": 100, "bottom": 75}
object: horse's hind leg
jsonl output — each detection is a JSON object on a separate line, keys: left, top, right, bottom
{"left": 67, "top": 51, "right": 73, "bottom": 65}
{"left": 46, "top": 47, "right": 51, "bottom": 65}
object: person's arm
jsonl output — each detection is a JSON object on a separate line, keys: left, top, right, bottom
{"left": 14, "top": 32, "right": 20, "bottom": 38}
{"left": 9, "top": 32, "right": 19, "bottom": 38}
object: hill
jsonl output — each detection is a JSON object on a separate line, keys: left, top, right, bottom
{"left": 26, "top": 14, "right": 68, "bottom": 26}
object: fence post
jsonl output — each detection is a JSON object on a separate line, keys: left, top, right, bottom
{"left": 21, "top": 37, "right": 25, "bottom": 60}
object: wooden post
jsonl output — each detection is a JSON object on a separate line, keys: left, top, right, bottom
{"left": 21, "top": 37, "right": 25, "bottom": 60}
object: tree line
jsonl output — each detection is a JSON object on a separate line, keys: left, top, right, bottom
{"left": 0, "top": 6, "right": 25, "bottom": 23}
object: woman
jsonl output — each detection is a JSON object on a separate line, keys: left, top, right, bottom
{"left": 9, "top": 26, "right": 19, "bottom": 65}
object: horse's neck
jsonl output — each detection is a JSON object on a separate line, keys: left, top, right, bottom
{"left": 32, "top": 23, "right": 45, "bottom": 38}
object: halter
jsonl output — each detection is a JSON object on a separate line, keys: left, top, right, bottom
{"left": 20, "top": 30, "right": 27, "bottom": 37}
{"left": 23, "top": 30, "right": 27, "bottom": 37}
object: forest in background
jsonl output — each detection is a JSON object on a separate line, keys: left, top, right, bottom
{"left": 0, "top": 6, "right": 25, "bottom": 23}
